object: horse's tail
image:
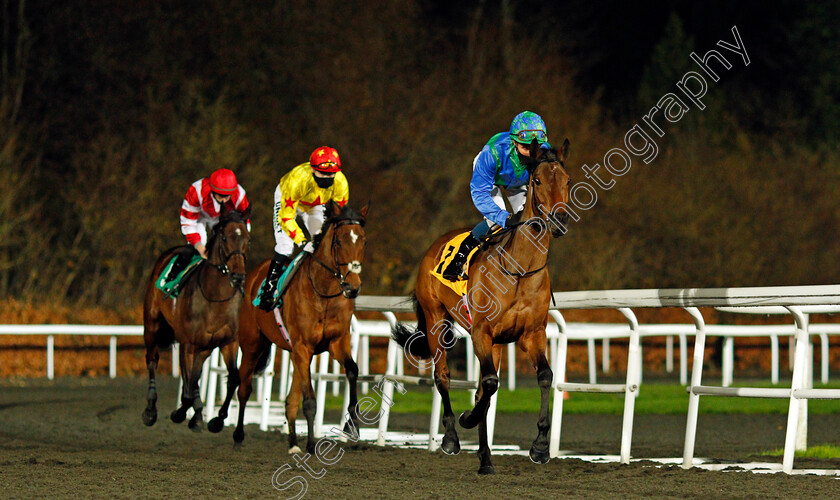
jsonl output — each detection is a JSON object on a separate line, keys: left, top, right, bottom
{"left": 254, "top": 342, "right": 273, "bottom": 374}
{"left": 391, "top": 293, "right": 432, "bottom": 360}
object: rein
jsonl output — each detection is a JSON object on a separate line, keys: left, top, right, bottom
{"left": 308, "top": 218, "right": 363, "bottom": 298}
{"left": 477, "top": 170, "right": 548, "bottom": 278}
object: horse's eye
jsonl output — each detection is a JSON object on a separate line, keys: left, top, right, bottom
{"left": 533, "top": 177, "right": 541, "bottom": 185}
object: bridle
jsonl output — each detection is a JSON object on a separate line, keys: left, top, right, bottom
{"left": 480, "top": 156, "right": 564, "bottom": 278}
{"left": 309, "top": 218, "right": 364, "bottom": 298}
{"left": 198, "top": 224, "right": 248, "bottom": 302}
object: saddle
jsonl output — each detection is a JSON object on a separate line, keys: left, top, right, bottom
{"left": 251, "top": 251, "right": 308, "bottom": 310}
{"left": 155, "top": 253, "right": 204, "bottom": 298}
{"left": 430, "top": 231, "right": 482, "bottom": 296}
{"left": 250, "top": 252, "right": 309, "bottom": 350}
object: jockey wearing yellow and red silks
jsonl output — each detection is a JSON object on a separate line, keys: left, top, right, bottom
{"left": 257, "top": 146, "right": 349, "bottom": 310}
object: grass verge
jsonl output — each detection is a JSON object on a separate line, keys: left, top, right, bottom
{"left": 320, "top": 381, "right": 840, "bottom": 415}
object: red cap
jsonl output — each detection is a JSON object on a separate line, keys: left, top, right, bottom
{"left": 309, "top": 146, "right": 342, "bottom": 173}
{"left": 209, "top": 168, "right": 238, "bottom": 195}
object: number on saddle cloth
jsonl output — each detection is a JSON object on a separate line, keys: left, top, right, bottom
{"left": 430, "top": 231, "right": 482, "bottom": 296}
{"left": 251, "top": 251, "right": 308, "bottom": 309}
{"left": 155, "top": 253, "right": 204, "bottom": 298}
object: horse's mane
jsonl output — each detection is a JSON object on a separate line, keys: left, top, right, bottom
{"left": 538, "top": 147, "right": 563, "bottom": 165}
{"left": 328, "top": 203, "right": 366, "bottom": 226}
{"left": 312, "top": 203, "right": 366, "bottom": 250}
{"left": 525, "top": 147, "right": 564, "bottom": 176}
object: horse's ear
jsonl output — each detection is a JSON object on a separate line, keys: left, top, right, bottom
{"left": 326, "top": 200, "right": 342, "bottom": 217}
{"left": 219, "top": 203, "right": 232, "bottom": 217}
{"left": 359, "top": 201, "right": 370, "bottom": 219}
{"left": 241, "top": 204, "right": 252, "bottom": 221}
{"left": 558, "top": 138, "right": 570, "bottom": 163}
{"left": 529, "top": 138, "right": 540, "bottom": 159}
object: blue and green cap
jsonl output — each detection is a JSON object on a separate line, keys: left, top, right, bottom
{"left": 509, "top": 111, "right": 548, "bottom": 145}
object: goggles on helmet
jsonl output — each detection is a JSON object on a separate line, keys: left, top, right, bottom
{"left": 512, "top": 129, "right": 547, "bottom": 143}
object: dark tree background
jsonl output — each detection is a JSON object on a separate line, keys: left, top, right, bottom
{"left": 1, "top": 0, "right": 839, "bottom": 312}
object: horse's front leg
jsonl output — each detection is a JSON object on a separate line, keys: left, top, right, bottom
{"left": 521, "top": 329, "right": 553, "bottom": 464}
{"left": 329, "top": 335, "right": 360, "bottom": 437}
{"left": 459, "top": 333, "right": 498, "bottom": 430}
{"left": 208, "top": 340, "right": 240, "bottom": 433}
{"left": 459, "top": 332, "right": 498, "bottom": 474}
{"left": 233, "top": 335, "right": 271, "bottom": 446}
{"left": 286, "top": 344, "right": 315, "bottom": 454}
{"left": 476, "top": 344, "right": 503, "bottom": 474}
{"left": 187, "top": 348, "right": 212, "bottom": 432}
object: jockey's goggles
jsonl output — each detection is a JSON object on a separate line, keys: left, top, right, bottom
{"left": 312, "top": 161, "right": 340, "bottom": 173}
{"left": 512, "top": 129, "right": 547, "bottom": 143}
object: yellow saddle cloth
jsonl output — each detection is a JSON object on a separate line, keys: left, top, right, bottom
{"left": 429, "top": 231, "right": 482, "bottom": 296}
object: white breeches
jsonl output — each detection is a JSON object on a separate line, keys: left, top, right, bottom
{"left": 487, "top": 184, "right": 528, "bottom": 228}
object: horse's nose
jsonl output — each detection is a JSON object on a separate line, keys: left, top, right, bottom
{"left": 341, "top": 282, "right": 360, "bottom": 299}
{"left": 557, "top": 213, "right": 570, "bottom": 225}
{"left": 550, "top": 212, "right": 570, "bottom": 238}
{"left": 231, "top": 273, "right": 246, "bottom": 287}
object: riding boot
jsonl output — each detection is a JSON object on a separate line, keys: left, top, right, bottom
{"left": 258, "top": 255, "right": 291, "bottom": 311}
{"left": 163, "top": 250, "right": 194, "bottom": 284}
{"left": 441, "top": 234, "right": 480, "bottom": 281}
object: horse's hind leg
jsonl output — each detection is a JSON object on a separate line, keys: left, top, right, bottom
{"left": 141, "top": 321, "right": 164, "bottom": 426}
{"left": 434, "top": 352, "right": 460, "bottom": 455}
{"left": 423, "top": 306, "right": 460, "bottom": 454}
{"left": 521, "top": 331, "right": 553, "bottom": 464}
{"left": 208, "top": 341, "right": 241, "bottom": 433}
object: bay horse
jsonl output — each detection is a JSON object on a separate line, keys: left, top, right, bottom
{"left": 393, "top": 140, "right": 571, "bottom": 474}
{"left": 141, "top": 205, "right": 251, "bottom": 432}
{"left": 234, "top": 200, "right": 368, "bottom": 453}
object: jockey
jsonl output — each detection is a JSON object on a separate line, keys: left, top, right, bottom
{"left": 165, "top": 168, "right": 250, "bottom": 282}
{"left": 257, "top": 146, "right": 349, "bottom": 310}
{"left": 441, "top": 111, "right": 551, "bottom": 280}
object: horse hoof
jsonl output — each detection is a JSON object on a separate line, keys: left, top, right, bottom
{"left": 343, "top": 419, "right": 360, "bottom": 437}
{"left": 233, "top": 429, "right": 244, "bottom": 444}
{"left": 306, "top": 443, "right": 316, "bottom": 455}
{"left": 142, "top": 409, "right": 157, "bottom": 427}
{"left": 529, "top": 446, "right": 550, "bottom": 464}
{"left": 188, "top": 417, "right": 203, "bottom": 432}
{"left": 207, "top": 417, "right": 224, "bottom": 433}
{"left": 170, "top": 408, "right": 187, "bottom": 424}
{"left": 288, "top": 446, "right": 302, "bottom": 454}
{"left": 478, "top": 464, "right": 495, "bottom": 475}
{"left": 459, "top": 410, "right": 477, "bottom": 429}
{"left": 441, "top": 436, "right": 460, "bottom": 455}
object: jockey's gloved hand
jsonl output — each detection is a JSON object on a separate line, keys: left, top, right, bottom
{"left": 302, "top": 241, "right": 315, "bottom": 254}
{"left": 505, "top": 211, "right": 523, "bottom": 228}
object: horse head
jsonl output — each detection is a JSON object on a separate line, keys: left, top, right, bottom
{"left": 527, "top": 138, "right": 571, "bottom": 238}
{"left": 320, "top": 200, "right": 369, "bottom": 299}
{"left": 207, "top": 204, "right": 251, "bottom": 290}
